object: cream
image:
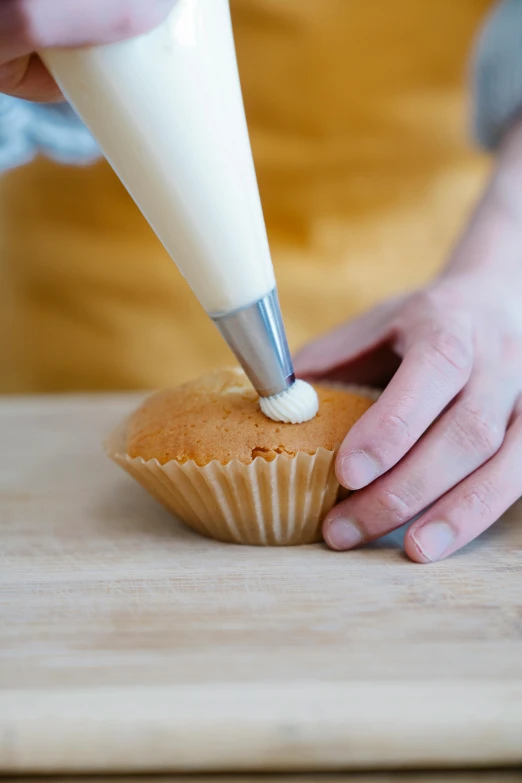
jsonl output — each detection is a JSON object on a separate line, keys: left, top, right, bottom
{"left": 259, "top": 380, "right": 319, "bottom": 424}
{"left": 42, "top": 0, "right": 275, "bottom": 316}
{"left": 41, "top": 0, "right": 320, "bottom": 425}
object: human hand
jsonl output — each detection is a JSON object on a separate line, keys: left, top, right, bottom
{"left": 0, "top": 0, "right": 175, "bottom": 101}
{"left": 295, "top": 121, "right": 522, "bottom": 563}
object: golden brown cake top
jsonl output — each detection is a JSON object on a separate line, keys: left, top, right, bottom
{"left": 126, "top": 368, "right": 374, "bottom": 466}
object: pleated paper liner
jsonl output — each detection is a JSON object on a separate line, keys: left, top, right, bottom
{"left": 105, "top": 384, "right": 381, "bottom": 547}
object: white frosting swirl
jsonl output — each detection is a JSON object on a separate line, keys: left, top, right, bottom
{"left": 259, "top": 380, "right": 319, "bottom": 424}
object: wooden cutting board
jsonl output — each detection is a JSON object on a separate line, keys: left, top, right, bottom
{"left": 1, "top": 394, "right": 521, "bottom": 775}
{"left": 5, "top": 775, "right": 522, "bottom": 783}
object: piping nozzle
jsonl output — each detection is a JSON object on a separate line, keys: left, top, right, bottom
{"left": 211, "top": 289, "right": 295, "bottom": 398}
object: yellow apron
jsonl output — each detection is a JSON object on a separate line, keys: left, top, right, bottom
{"left": 0, "top": 0, "right": 493, "bottom": 393}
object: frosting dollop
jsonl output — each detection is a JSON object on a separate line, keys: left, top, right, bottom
{"left": 259, "top": 379, "right": 319, "bottom": 424}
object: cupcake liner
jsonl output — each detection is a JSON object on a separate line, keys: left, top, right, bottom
{"left": 105, "top": 383, "right": 381, "bottom": 547}
{"left": 106, "top": 419, "right": 337, "bottom": 545}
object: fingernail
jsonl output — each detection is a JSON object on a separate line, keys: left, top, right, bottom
{"left": 325, "top": 517, "right": 364, "bottom": 550}
{"left": 339, "top": 450, "right": 378, "bottom": 490}
{"left": 411, "top": 522, "right": 455, "bottom": 562}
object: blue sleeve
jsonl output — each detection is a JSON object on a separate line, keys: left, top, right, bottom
{"left": 472, "top": 0, "right": 522, "bottom": 150}
{"left": 0, "top": 96, "right": 100, "bottom": 172}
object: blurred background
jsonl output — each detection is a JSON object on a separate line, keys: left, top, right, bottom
{"left": 0, "top": 0, "right": 494, "bottom": 395}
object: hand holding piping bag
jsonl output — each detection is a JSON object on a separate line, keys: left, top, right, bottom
{"left": 35, "top": 0, "right": 315, "bottom": 417}
{"left": 0, "top": 0, "right": 176, "bottom": 101}
{"left": 296, "top": 117, "right": 522, "bottom": 564}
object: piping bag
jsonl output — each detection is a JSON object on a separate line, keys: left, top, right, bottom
{"left": 40, "top": 0, "right": 318, "bottom": 423}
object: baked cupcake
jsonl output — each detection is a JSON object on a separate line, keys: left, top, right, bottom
{"left": 106, "top": 368, "right": 376, "bottom": 546}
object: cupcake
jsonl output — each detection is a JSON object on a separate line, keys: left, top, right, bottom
{"left": 106, "top": 368, "right": 376, "bottom": 546}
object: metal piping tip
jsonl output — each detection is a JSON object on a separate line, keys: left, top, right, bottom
{"left": 211, "top": 289, "right": 295, "bottom": 398}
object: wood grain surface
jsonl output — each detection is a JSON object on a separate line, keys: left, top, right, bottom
{"left": 5, "top": 775, "right": 521, "bottom": 783}
{"left": 1, "top": 394, "right": 522, "bottom": 774}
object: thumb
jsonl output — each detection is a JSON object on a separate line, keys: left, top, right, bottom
{"left": 294, "top": 299, "right": 401, "bottom": 382}
{"left": 0, "top": 55, "right": 62, "bottom": 101}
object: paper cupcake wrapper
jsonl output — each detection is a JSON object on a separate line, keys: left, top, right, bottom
{"left": 105, "top": 383, "right": 381, "bottom": 547}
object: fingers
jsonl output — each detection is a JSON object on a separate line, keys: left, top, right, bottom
{"left": 324, "top": 373, "right": 516, "bottom": 550}
{"left": 0, "top": 0, "right": 176, "bottom": 60}
{"left": 294, "top": 298, "right": 400, "bottom": 380}
{"left": 0, "top": 54, "right": 61, "bottom": 101}
{"left": 0, "top": 0, "right": 176, "bottom": 100}
{"left": 336, "top": 321, "right": 474, "bottom": 490}
{"left": 405, "top": 395, "right": 522, "bottom": 563}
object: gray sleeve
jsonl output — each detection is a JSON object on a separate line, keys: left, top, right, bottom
{"left": 473, "top": 0, "right": 522, "bottom": 150}
{"left": 0, "top": 96, "right": 100, "bottom": 172}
